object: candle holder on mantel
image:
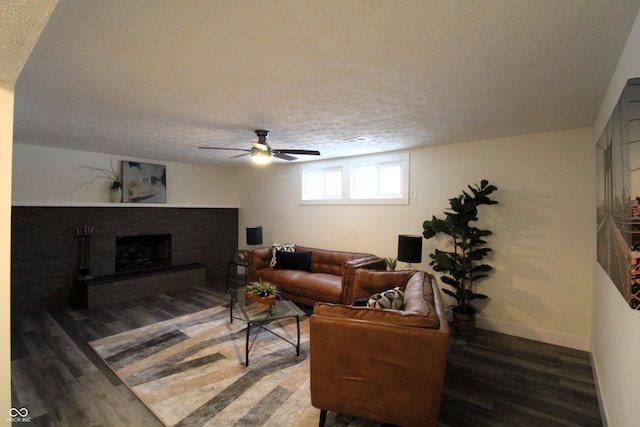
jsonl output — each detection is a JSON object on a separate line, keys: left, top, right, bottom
{"left": 76, "top": 225, "right": 94, "bottom": 278}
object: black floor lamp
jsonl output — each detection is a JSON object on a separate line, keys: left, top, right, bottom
{"left": 227, "top": 227, "right": 263, "bottom": 291}
{"left": 397, "top": 235, "right": 422, "bottom": 270}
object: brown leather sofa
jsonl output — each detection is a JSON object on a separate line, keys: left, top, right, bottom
{"left": 248, "top": 246, "right": 386, "bottom": 306}
{"left": 310, "top": 269, "right": 450, "bottom": 427}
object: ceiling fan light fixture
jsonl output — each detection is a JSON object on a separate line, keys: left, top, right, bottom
{"left": 250, "top": 146, "right": 272, "bottom": 164}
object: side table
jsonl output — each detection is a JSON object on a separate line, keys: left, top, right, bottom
{"left": 226, "top": 260, "right": 248, "bottom": 292}
{"left": 229, "top": 287, "right": 304, "bottom": 366}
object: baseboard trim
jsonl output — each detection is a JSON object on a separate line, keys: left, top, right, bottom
{"left": 589, "top": 351, "right": 609, "bottom": 427}
{"left": 475, "top": 316, "right": 591, "bottom": 351}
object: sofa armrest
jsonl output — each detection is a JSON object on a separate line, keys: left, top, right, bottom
{"left": 248, "top": 247, "right": 273, "bottom": 282}
{"left": 340, "top": 255, "right": 387, "bottom": 304}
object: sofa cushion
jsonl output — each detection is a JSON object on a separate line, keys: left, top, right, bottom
{"left": 297, "top": 246, "right": 370, "bottom": 275}
{"left": 367, "top": 286, "right": 405, "bottom": 309}
{"left": 275, "top": 250, "right": 312, "bottom": 271}
{"left": 290, "top": 273, "right": 343, "bottom": 303}
{"left": 270, "top": 243, "right": 296, "bottom": 266}
{"left": 253, "top": 268, "right": 311, "bottom": 289}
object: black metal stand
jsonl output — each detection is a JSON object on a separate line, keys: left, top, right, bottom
{"left": 76, "top": 225, "right": 94, "bottom": 278}
{"left": 244, "top": 316, "right": 300, "bottom": 366}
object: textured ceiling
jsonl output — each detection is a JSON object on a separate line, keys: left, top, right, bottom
{"left": 0, "top": 0, "right": 57, "bottom": 83}
{"left": 10, "top": 0, "right": 640, "bottom": 167}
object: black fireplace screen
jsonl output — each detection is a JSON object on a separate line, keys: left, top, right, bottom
{"left": 115, "top": 233, "right": 171, "bottom": 272}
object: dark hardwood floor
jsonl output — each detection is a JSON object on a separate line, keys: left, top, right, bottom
{"left": 11, "top": 280, "right": 602, "bottom": 426}
{"left": 441, "top": 326, "right": 602, "bottom": 426}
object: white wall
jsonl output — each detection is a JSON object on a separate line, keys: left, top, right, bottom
{"left": 1, "top": 81, "right": 14, "bottom": 427}
{"left": 591, "top": 8, "right": 640, "bottom": 427}
{"left": 238, "top": 127, "right": 595, "bottom": 350}
{"left": 12, "top": 143, "right": 241, "bottom": 207}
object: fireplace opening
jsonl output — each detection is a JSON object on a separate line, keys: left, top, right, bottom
{"left": 115, "top": 233, "right": 171, "bottom": 272}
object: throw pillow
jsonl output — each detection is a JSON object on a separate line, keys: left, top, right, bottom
{"left": 270, "top": 243, "right": 296, "bottom": 267}
{"left": 367, "top": 286, "right": 405, "bottom": 310}
{"left": 274, "top": 251, "right": 312, "bottom": 271}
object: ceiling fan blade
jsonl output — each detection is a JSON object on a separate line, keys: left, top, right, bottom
{"left": 273, "top": 149, "right": 321, "bottom": 156}
{"left": 230, "top": 152, "right": 251, "bottom": 158}
{"left": 198, "top": 147, "right": 251, "bottom": 152}
{"left": 274, "top": 152, "right": 297, "bottom": 161}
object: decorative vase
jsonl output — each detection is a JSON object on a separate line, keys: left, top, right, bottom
{"left": 246, "top": 291, "right": 277, "bottom": 306}
{"left": 110, "top": 181, "right": 122, "bottom": 203}
{"left": 452, "top": 311, "right": 476, "bottom": 336}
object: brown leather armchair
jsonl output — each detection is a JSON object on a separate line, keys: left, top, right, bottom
{"left": 310, "top": 269, "right": 450, "bottom": 427}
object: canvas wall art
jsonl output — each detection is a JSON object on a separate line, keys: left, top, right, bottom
{"left": 596, "top": 77, "right": 640, "bottom": 310}
{"left": 122, "top": 161, "right": 167, "bottom": 203}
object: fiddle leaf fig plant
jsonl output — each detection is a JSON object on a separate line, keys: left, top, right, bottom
{"left": 423, "top": 180, "right": 498, "bottom": 315}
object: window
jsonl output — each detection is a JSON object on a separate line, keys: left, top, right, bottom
{"left": 352, "top": 161, "right": 404, "bottom": 200}
{"left": 301, "top": 152, "right": 409, "bottom": 204}
{"left": 302, "top": 166, "right": 343, "bottom": 201}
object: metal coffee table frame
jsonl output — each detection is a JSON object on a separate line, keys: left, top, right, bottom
{"left": 230, "top": 287, "right": 305, "bottom": 366}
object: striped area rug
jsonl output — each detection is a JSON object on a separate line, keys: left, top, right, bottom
{"left": 90, "top": 305, "right": 321, "bottom": 426}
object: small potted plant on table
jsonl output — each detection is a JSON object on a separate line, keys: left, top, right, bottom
{"left": 246, "top": 279, "right": 279, "bottom": 305}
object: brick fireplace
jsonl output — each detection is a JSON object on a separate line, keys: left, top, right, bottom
{"left": 11, "top": 206, "right": 238, "bottom": 314}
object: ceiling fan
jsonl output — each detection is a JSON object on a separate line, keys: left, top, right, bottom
{"left": 199, "top": 130, "right": 321, "bottom": 164}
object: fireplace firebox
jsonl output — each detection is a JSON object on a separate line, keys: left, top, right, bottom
{"left": 115, "top": 233, "right": 171, "bottom": 272}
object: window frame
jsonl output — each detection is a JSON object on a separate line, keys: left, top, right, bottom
{"left": 300, "top": 152, "right": 410, "bottom": 205}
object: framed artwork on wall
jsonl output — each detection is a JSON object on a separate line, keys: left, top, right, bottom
{"left": 122, "top": 161, "right": 167, "bottom": 203}
{"left": 596, "top": 77, "right": 640, "bottom": 310}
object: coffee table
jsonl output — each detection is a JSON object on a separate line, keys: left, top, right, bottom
{"left": 229, "top": 287, "right": 305, "bottom": 366}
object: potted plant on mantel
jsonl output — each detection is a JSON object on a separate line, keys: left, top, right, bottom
{"left": 73, "top": 157, "right": 122, "bottom": 203}
{"left": 422, "top": 180, "right": 498, "bottom": 336}
{"left": 246, "top": 279, "right": 279, "bottom": 305}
